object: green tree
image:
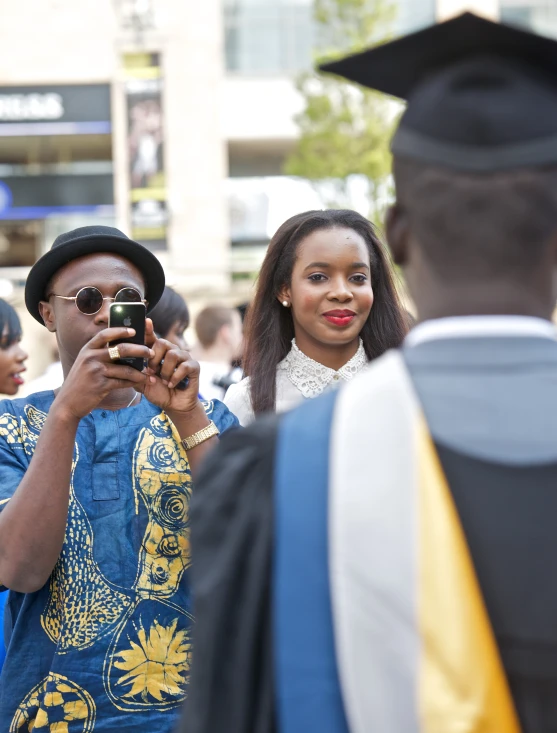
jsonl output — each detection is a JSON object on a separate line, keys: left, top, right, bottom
{"left": 284, "top": 0, "right": 400, "bottom": 220}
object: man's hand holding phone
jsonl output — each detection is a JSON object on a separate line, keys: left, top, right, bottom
{"left": 55, "top": 328, "right": 154, "bottom": 421}
{"left": 141, "top": 319, "right": 201, "bottom": 414}
{"left": 108, "top": 315, "right": 213, "bottom": 474}
{"left": 56, "top": 300, "right": 202, "bottom": 424}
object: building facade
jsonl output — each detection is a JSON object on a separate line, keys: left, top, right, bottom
{"left": 0, "top": 0, "right": 554, "bottom": 285}
{"left": 0, "top": 0, "right": 555, "bottom": 377}
{"left": 0, "top": 0, "right": 230, "bottom": 295}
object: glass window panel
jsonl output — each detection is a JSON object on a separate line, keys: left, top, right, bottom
{"left": 395, "top": 0, "right": 436, "bottom": 34}
{"left": 500, "top": 0, "right": 557, "bottom": 39}
{"left": 225, "top": 1, "right": 314, "bottom": 73}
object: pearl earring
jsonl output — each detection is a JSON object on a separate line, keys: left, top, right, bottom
{"left": 282, "top": 300, "right": 289, "bottom": 308}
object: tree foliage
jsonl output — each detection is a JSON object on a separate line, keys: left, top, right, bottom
{"left": 284, "top": 0, "right": 400, "bottom": 218}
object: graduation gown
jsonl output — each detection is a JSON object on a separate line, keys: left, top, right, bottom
{"left": 181, "top": 350, "right": 557, "bottom": 733}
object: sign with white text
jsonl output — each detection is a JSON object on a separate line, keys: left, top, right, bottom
{"left": 0, "top": 84, "right": 111, "bottom": 135}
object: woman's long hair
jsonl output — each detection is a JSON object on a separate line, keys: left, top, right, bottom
{"left": 243, "top": 209, "right": 407, "bottom": 416}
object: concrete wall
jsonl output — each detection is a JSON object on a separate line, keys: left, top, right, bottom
{"left": 0, "top": 0, "right": 118, "bottom": 83}
{"left": 159, "top": 0, "right": 230, "bottom": 294}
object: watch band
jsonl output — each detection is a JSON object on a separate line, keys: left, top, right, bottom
{"left": 181, "top": 421, "right": 220, "bottom": 451}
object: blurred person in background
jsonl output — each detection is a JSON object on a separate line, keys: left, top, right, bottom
{"left": 235, "top": 301, "right": 249, "bottom": 329}
{"left": 194, "top": 305, "right": 244, "bottom": 401}
{"left": 231, "top": 302, "right": 249, "bottom": 364}
{"left": 182, "top": 14, "right": 557, "bottom": 733}
{"left": 0, "top": 299, "right": 27, "bottom": 397}
{"left": 229, "top": 301, "right": 250, "bottom": 377}
{"left": 224, "top": 209, "right": 407, "bottom": 426}
{"left": 0, "top": 299, "right": 27, "bottom": 675}
{"left": 150, "top": 285, "right": 191, "bottom": 350}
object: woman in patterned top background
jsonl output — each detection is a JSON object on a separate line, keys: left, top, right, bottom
{"left": 224, "top": 209, "right": 407, "bottom": 426}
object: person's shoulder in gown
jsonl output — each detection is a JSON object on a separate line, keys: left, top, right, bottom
{"left": 180, "top": 416, "right": 278, "bottom": 733}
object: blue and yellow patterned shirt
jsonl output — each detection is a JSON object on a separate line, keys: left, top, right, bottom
{"left": 0, "top": 391, "right": 238, "bottom": 732}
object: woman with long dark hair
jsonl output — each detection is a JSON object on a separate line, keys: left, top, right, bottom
{"left": 224, "top": 209, "right": 407, "bottom": 425}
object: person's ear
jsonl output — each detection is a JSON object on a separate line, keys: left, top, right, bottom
{"left": 277, "top": 285, "right": 292, "bottom": 309}
{"left": 219, "top": 323, "right": 231, "bottom": 347}
{"left": 39, "top": 300, "right": 57, "bottom": 333}
{"left": 386, "top": 203, "right": 410, "bottom": 267}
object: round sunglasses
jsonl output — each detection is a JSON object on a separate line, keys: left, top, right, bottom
{"left": 48, "top": 286, "right": 147, "bottom": 315}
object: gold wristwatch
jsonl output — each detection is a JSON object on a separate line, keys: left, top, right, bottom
{"left": 181, "top": 421, "right": 220, "bottom": 451}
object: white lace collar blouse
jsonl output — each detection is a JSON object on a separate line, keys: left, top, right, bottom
{"left": 224, "top": 339, "right": 367, "bottom": 426}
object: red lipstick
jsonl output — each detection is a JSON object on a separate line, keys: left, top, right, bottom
{"left": 322, "top": 309, "right": 356, "bottom": 327}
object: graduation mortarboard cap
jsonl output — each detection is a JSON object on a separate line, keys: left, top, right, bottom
{"left": 319, "top": 13, "right": 557, "bottom": 172}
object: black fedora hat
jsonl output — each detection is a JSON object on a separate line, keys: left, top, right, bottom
{"left": 25, "top": 225, "right": 166, "bottom": 324}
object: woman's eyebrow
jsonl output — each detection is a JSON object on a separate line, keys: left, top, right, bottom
{"left": 303, "top": 261, "right": 370, "bottom": 271}
{"left": 304, "top": 262, "right": 331, "bottom": 270}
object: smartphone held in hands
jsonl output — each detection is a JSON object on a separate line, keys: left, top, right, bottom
{"left": 108, "top": 302, "right": 146, "bottom": 371}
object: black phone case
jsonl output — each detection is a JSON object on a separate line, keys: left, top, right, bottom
{"left": 108, "top": 302, "right": 146, "bottom": 371}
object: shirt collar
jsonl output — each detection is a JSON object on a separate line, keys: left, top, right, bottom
{"left": 280, "top": 339, "right": 367, "bottom": 399}
{"left": 405, "top": 315, "right": 557, "bottom": 349}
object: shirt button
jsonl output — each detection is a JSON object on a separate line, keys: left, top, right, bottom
{"left": 333, "top": 374, "right": 340, "bottom": 381}
{"left": 101, "top": 411, "right": 107, "bottom": 418}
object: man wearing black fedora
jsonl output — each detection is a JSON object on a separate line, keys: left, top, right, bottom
{"left": 0, "top": 226, "right": 238, "bottom": 731}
